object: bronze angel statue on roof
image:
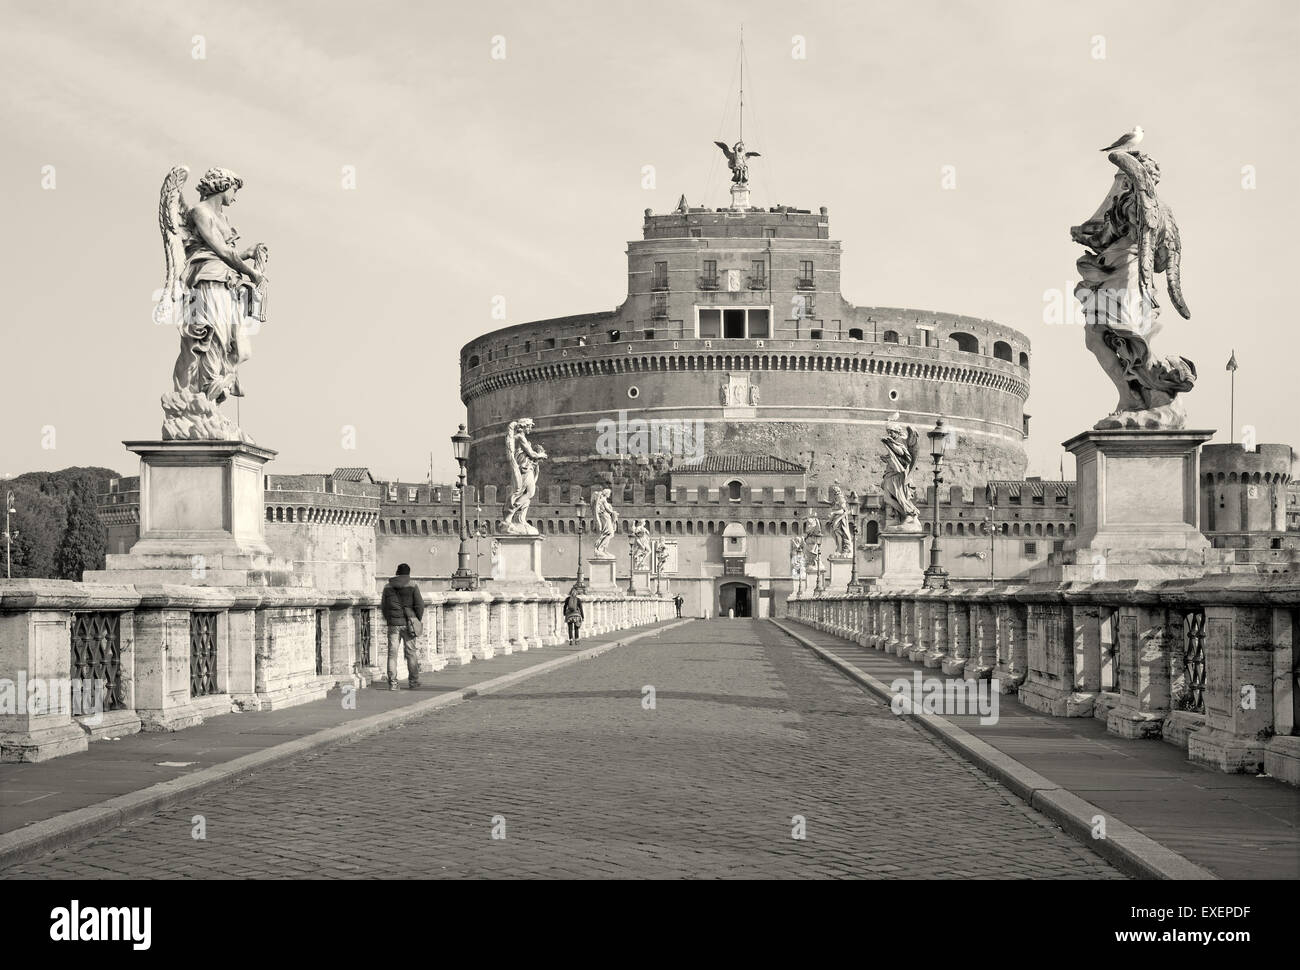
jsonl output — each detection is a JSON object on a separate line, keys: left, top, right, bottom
{"left": 714, "top": 139, "right": 761, "bottom": 184}
{"left": 154, "top": 165, "right": 269, "bottom": 442}
{"left": 1070, "top": 144, "right": 1195, "bottom": 429}
{"left": 881, "top": 422, "right": 922, "bottom": 532}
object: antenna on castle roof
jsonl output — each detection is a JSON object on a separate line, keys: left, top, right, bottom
{"left": 739, "top": 24, "right": 744, "bottom": 143}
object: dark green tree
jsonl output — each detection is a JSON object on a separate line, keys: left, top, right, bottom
{"left": 56, "top": 487, "right": 107, "bottom": 581}
{"left": 4, "top": 485, "right": 65, "bottom": 579}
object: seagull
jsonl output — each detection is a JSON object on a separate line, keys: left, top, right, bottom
{"left": 1099, "top": 126, "right": 1143, "bottom": 152}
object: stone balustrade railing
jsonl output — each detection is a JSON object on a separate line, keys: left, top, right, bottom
{"left": 0, "top": 580, "right": 670, "bottom": 762}
{"left": 785, "top": 576, "right": 1299, "bottom": 786}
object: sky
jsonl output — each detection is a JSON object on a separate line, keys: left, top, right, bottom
{"left": 2, "top": 0, "right": 1297, "bottom": 486}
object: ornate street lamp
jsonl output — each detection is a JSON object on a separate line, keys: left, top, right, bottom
{"left": 450, "top": 423, "right": 477, "bottom": 591}
{"left": 574, "top": 499, "right": 587, "bottom": 590}
{"left": 4, "top": 491, "right": 16, "bottom": 580}
{"left": 923, "top": 418, "right": 951, "bottom": 590}
{"left": 847, "top": 489, "right": 861, "bottom": 591}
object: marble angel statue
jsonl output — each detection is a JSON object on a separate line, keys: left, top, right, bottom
{"left": 630, "top": 519, "right": 652, "bottom": 570}
{"left": 1071, "top": 144, "right": 1195, "bottom": 429}
{"left": 590, "top": 486, "right": 619, "bottom": 558}
{"left": 155, "top": 165, "right": 269, "bottom": 441}
{"left": 502, "top": 418, "right": 547, "bottom": 534}
{"left": 827, "top": 486, "right": 854, "bottom": 555}
{"left": 881, "top": 423, "right": 922, "bottom": 532}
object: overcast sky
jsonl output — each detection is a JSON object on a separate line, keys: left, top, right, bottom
{"left": 2, "top": 0, "right": 1296, "bottom": 487}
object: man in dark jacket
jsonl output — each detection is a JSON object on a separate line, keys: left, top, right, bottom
{"left": 562, "top": 586, "right": 584, "bottom": 646}
{"left": 673, "top": 593, "right": 684, "bottom": 618}
{"left": 381, "top": 563, "right": 424, "bottom": 690}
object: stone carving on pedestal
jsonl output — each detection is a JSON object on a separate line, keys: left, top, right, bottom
{"left": 881, "top": 423, "right": 922, "bottom": 532}
{"left": 1071, "top": 146, "right": 1195, "bottom": 430}
{"left": 501, "top": 418, "right": 547, "bottom": 534}
{"left": 827, "top": 486, "right": 853, "bottom": 555}
{"left": 591, "top": 486, "right": 618, "bottom": 558}
{"left": 155, "top": 165, "right": 269, "bottom": 443}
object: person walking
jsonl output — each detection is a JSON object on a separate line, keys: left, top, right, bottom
{"left": 381, "top": 563, "right": 424, "bottom": 690}
{"left": 673, "top": 593, "right": 683, "bottom": 618}
{"left": 563, "top": 585, "right": 584, "bottom": 646}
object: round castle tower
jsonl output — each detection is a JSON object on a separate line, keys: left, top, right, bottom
{"left": 460, "top": 200, "right": 1031, "bottom": 495}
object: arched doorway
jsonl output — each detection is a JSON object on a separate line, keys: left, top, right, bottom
{"left": 719, "top": 581, "right": 754, "bottom": 618}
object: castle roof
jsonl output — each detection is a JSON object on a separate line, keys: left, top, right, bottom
{"left": 332, "top": 467, "right": 375, "bottom": 483}
{"left": 674, "top": 454, "right": 807, "bottom": 475}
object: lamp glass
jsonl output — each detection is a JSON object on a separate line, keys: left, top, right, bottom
{"left": 451, "top": 423, "right": 471, "bottom": 463}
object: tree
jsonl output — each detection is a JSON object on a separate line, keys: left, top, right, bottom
{"left": 4, "top": 485, "right": 65, "bottom": 579}
{"left": 56, "top": 488, "right": 107, "bottom": 581}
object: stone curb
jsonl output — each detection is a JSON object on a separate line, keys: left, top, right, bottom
{"left": 0, "top": 619, "right": 692, "bottom": 870}
{"left": 770, "top": 619, "right": 1218, "bottom": 881}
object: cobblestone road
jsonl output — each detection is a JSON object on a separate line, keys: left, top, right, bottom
{"left": 5, "top": 620, "right": 1120, "bottom": 878}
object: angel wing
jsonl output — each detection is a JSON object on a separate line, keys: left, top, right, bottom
{"left": 713, "top": 140, "right": 735, "bottom": 163}
{"left": 155, "top": 165, "right": 190, "bottom": 325}
{"left": 505, "top": 422, "right": 523, "bottom": 489}
{"left": 904, "top": 426, "right": 920, "bottom": 472}
{"left": 1110, "top": 151, "right": 1190, "bottom": 320}
{"left": 745, "top": 151, "right": 762, "bottom": 159}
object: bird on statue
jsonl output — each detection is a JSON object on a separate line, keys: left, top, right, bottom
{"left": 1099, "top": 126, "right": 1143, "bottom": 152}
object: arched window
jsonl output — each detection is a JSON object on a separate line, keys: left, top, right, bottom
{"left": 993, "top": 340, "right": 1013, "bottom": 362}
{"left": 378, "top": 519, "right": 387, "bottom": 534}
{"left": 848, "top": 327, "right": 864, "bottom": 340}
{"left": 865, "top": 520, "right": 880, "bottom": 544}
{"left": 950, "top": 331, "right": 979, "bottom": 354}
{"left": 1019, "top": 352, "right": 1029, "bottom": 369}
{"left": 399, "top": 520, "right": 408, "bottom": 535}
{"left": 727, "top": 480, "right": 744, "bottom": 501}
{"left": 882, "top": 330, "right": 899, "bottom": 343}
{"left": 421, "top": 520, "right": 429, "bottom": 535}
{"left": 467, "top": 354, "right": 480, "bottom": 368}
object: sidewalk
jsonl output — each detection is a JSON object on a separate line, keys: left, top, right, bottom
{"left": 774, "top": 620, "right": 1299, "bottom": 881}
{"left": 0, "top": 620, "right": 685, "bottom": 862}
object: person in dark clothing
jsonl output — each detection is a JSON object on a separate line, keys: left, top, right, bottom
{"left": 673, "top": 593, "right": 683, "bottom": 618}
{"left": 563, "top": 586, "right": 584, "bottom": 646}
{"left": 380, "top": 563, "right": 424, "bottom": 690}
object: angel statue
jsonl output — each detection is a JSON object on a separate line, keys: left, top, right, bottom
{"left": 630, "top": 519, "right": 652, "bottom": 570}
{"left": 1071, "top": 146, "right": 1195, "bottom": 429}
{"left": 155, "top": 165, "right": 269, "bottom": 442}
{"left": 590, "top": 486, "right": 619, "bottom": 559}
{"left": 881, "top": 422, "right": 922, "bottom": 532}
{"left": 713, "top": 139, "right": 761, "bottom": 184}
{"left": 501, "top": 418, "right": 547, "bottom": 534}
{"left": 653, "top": 537, "right": 670, "bottom": 575}
{"left": 789, "top": 533, "right": 806, "bottom": 580}
{"left": 827, "top": 486, "right": 854, "bottom": 556}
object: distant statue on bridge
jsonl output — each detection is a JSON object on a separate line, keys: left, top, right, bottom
{"left": 881, "top": 422, "right": 922, "bottom": 532}
{"left": 501, "top": 418, "right": 547, "bottom": 534}
{"left": 630, "top": 519, "right": 652, "bottom": 570}
{"left": 591, "top": 487, "right": 618, "bottom": 558}
{"left": 827, "top": 486, "right": 854, "bottom": 556}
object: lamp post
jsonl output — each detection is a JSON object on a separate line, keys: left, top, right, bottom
{"left": 574, "top": 499, "right": 587, "bottom": 590}
{"left": 847, "top": 490, "right": 860, "bottom": 591}
{"left": 450, "top": 424, "right": 477, "bottom": 591}
{"left": 4, "top": 491, "right": 15, "bottom": 580}
{"left": 627, "top": 536, "right": 636, "bottom": 595}
{"left": 923, "top": 418, "right": 950, "bottom": 590}
{"left": 811, "top": 521, "right": 825, "bottom": 594}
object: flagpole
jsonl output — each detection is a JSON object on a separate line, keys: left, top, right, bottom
{"left": 1226, "top": 349, "right": 1238, "bottom": 444}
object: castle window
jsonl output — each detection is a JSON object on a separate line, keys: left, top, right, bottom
{"left": 644, "top": 329, "right": 655, "bottom": 340}
{"left": 848, "top": 328, "right": 864, "bottom": 340}
{"left": 798, "top": 261, "right": 814, "bottom": 288}
{"left": 1019, "top": 352, "right": 1029, "bottom": 369}
{"left": 748, "top": 308, "right": 770, "bottom": 338}
{"left": 809, "top": 329, "right": 823, "bottom": 340}
{"left": 950, "top": 331, "right": 979, "bottom": 354}
{"left": 467, "top": 354, "right": 480, "bottom": 368}
{"left": 652, "top": 261, "right": 669, "bottom": 291}
{"left": 698, "top": 308, "right": 721, "bottom": 338}
{"left": 751, "top": 260, "right": 766, "bottom": 286}
{"left": 523, "top": 340, "right": 531, "bottom": 352}
{"left": 763, "top": 227, "right": 776, "bottom": 238}
{"left": 1024, "top": 541, "right": 1037, "bottom": 555}
{"left": 724, "top": 309, "right": 745, "bottom": 338}
{"left": 651, "top": 294, "right": 669, "bottom": 320}
{"left": 608, "top": 329, "right": 621, "bottom": 342}
{"left": 544, "top": 338, "right": 556, "bottom": 349}
{"left": 727, "top": 480, "right": 744, "bottom": 502}
{"left": 865, "top": 520, "right": 880, "bottom": 544}
{"left": 993, "top": 340, "right": 1013, "bottom": 362}
{"left": 690, "top": 228, "right": 702, "bottom": 238}
{"left": 701, "top": 260, "right": 718, "bottom": 289}
{"left": 882, "top": 330, "right": 899, "bottom": 343}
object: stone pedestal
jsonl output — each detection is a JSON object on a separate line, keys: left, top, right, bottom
{"left": 1040, "top": 429, "right": 1231, "bottom": 581}
{"left": 878, "top": 532, "right": 926, "bottom": 588}
{"left": 587, "top": 557, "right": 617, "bottom": 589}
{"left": 631, "top": 569, "right": 651, "bottom": 595}
{"left": 827, "top": 555, "right": 855, "bottom": 589}
{"left": 85, "top": 440, "right": 301, "bottom": 587}
{"left": 730, "top": 182, "right": 751, "bottom": 209}
{"left": 493, "top": 533, "right": 547, "bottom": 585}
